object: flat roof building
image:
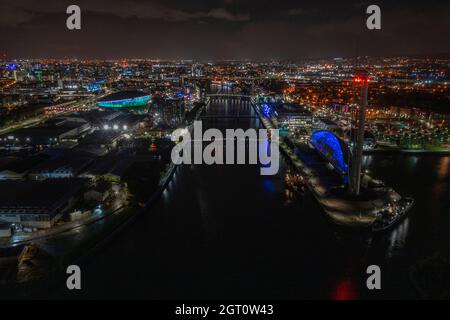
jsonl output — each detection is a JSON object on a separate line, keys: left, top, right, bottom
{"left": 0, "top": 117, "right": 91, "bottom": 148}
{"left": 0, "top": 179, "right": 86, "bottom": 229}
{"left": 28, "top": 150, "right": 95, "bottom": 180}
{"left": 0, "top": 153, "right": 52, "bottom": 180}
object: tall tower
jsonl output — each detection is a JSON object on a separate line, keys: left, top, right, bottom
{"left": 349, "top": 71, "right": 370, "bottom": 196}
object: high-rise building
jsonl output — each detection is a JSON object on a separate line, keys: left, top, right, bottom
{"left": 152, "top": 97, "right": 186, "bottom": 127}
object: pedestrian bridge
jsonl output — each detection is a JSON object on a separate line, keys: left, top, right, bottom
{"left": 203, "top": 94, "right": 257, "bottom": 119}
{"left": 207, "top": 93, "right": 252, "bottom": 99}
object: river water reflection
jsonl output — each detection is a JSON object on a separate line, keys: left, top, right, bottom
{"left": 65, "top": 97, "right": 449, "bottom": 299}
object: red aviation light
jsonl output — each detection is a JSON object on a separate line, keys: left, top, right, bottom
{"left": 353, "top": 71, "right": 371, "bottom": 86}
{"left": 333, "top": 277, "right": 359, "bottom": 300}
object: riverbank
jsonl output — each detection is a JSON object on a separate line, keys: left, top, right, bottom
{"left": 0, "top": 161, "right": 178, "bottom": 298}
{"left": 0, "top": 99, "right": 210, "bottom": 298}
{"left": 366, "top": 147, "right": 450, "bottom": 155}
{"left": 252, "top": 99, "right": 412, "bottom": 231}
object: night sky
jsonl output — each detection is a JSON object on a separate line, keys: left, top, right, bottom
{"left": 1, "top": 0, "right": 449, "bottom": 60}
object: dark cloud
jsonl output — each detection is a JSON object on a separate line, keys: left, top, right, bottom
{"left": 0, "top": 0, "right": 250, "bottom": 25}
{"left": 0, "top": 0, "right": 449, "bottom": 60}
{"left": 287, "top": 8, "right": 304, "bottom": 16}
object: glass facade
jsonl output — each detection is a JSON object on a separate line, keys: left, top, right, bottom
{"left": 310, "top": 130, "right": 349, "bottom": 176}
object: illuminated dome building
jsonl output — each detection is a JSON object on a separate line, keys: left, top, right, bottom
{"left": 307, "top": 130, "right": 409, "bottom": 231}
{"left": 97, "top": 90, "right": 151, "bottom": 109}
{"left": 310, "top": 130, "right": 349, "bottom": 179}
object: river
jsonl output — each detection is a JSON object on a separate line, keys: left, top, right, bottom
{"left": 57, "top": 95, "right": 449, "bottom": 299}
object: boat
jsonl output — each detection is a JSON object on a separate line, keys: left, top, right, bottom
{"left": 371, "top": 197, "right": 414, "bottom": 232}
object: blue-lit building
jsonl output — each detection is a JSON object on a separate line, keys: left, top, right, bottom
{"left": 262, "top": 103, "right": 313, "bottom": 139}
{"left": 97, "top": 90, "right": 151, "bottom": 109}
{"left": 267, "top": 103, "right": 313, "bottom": 127}
{"left": 310, "top": 130, "right": 350, "bottom": 179}
{"left": 87, "top": 80, "right": 106, "bottom": 93}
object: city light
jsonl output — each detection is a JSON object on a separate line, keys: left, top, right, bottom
{"left": 0, "top": 27, "right": 448, "bottom": 302}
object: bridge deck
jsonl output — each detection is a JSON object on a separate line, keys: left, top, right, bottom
{"left": 200, "top": 115, "right": 258, "bottom": 119}
{"left": 207, "top": 94, "right": 251, "bottom": 98}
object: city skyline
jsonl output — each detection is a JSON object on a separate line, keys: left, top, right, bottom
{"left": 1, "top": 0, "right": 450, "bottom": 60}
{"left": 0, "top": 0, "right": 449, "bottom": 304}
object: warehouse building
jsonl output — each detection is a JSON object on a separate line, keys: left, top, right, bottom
{"left": 0, "top": 179, "right": 86, "bottom": 229}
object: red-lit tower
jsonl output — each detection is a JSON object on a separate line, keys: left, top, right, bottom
{"left": 349, "top": 71, "right": 370, "bottom": 196}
